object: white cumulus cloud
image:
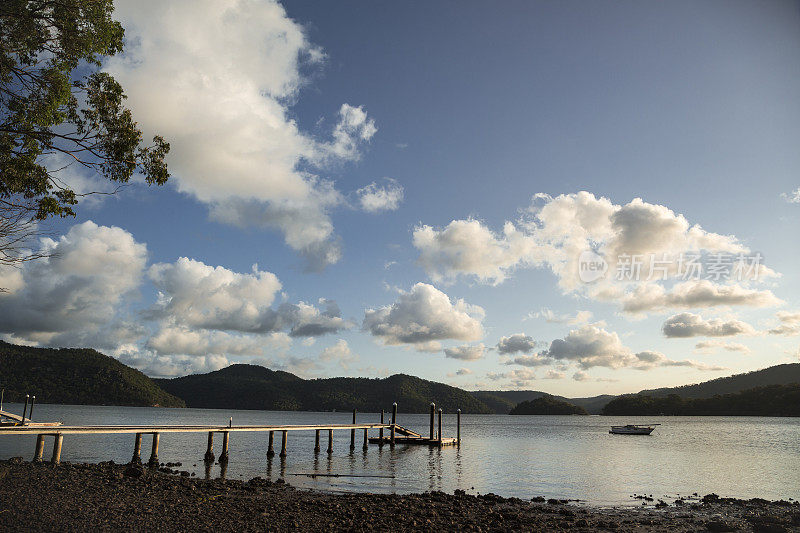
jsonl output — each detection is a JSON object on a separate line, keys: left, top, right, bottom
{"left": 357, "top": 179, "right": 404, "bottom": 213}
{"left": 661, "top": 312, "right": 756, "bottom": 338}
{"left": 443, "top": 343, "right": 486, "bottom": 361}
{"left": 363, "top": 283, "right": 484, "bottom": 351}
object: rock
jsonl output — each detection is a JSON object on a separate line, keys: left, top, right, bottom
{"left": 705, "top": 520, "right": 736, "bottom": 532}
{"left": 703, "top": 493, "right": 720, "bottom": 503}
{"left": 531, "top": 496, "right": 545, "bottom": 503}
{"left": 8, "top": 457, "right": 24, "bottom": 465}
{"left": 123, "top": 465, "right": 144, "bottom": 478}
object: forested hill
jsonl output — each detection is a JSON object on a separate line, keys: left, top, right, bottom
{"left": 509, "top": 395, "right": 588, "bottom": 415}
{"left": 0, "top": 342, "right": 184, "bottom": 407}
{"left": 472, "top": 390, "right": 614, "bottom": 414}
{"left": 638, "top": 364, "right": 800, "bottom": 399}
{"left": 602, "top": 384, "right": 800, "bottom": 416}
{"left": 156, "top": 364, "right": 493, "bottom": 414}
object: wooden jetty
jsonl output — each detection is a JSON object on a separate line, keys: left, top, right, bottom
{"left": 0, "top": 401, "right": 462, "bottom": 465}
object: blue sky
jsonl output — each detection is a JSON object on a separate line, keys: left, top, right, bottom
{"left": 2, "top": 0, "right": 799, "bottom": 395}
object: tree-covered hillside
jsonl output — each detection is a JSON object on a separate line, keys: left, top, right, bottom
{"left": 156, "top": 364, "right": 492, "bottom": 414}
{"left": 0, "top": 342, "right": 184, "bottom": 407}
{"left": 602, "top": 384, "right": 800, "bottom": 416}
{"left": 509, "top": 395, "right": 588, "bottom": 415}
{"left": 638, "top": 364, "right": 800, "bottom": 399}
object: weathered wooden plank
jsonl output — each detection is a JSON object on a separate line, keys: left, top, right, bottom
{"left": 0, "top": 423, "right": 392, "bottom": 436}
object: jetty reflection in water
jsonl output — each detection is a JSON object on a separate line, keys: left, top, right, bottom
{"left": 0, "top": 403, "right": 798, "bottom": 506}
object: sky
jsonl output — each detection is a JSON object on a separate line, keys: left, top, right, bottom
{"left": 1, "top": 0, "right": 800, "bottom": 396}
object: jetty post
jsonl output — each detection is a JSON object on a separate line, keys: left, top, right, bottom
{"left": 457, "top": 409, "right": 461, "bottom": 444}
{"left": 379, "top": 410, "right": 384, "bottom": 446}
{"left": 267, "top": 431, "right": 275, "bottom": 457}
{"left": 51, "top": 433, "right": 63, "bottom": 464}
{"left": 22, "top": 395, "right": 29, "bottom": 421}
{"left": 362, "top": 427, "right": 368, "bottom": 450}
{"left": 33, "top": 434, "right": 45, "bottom": 462}
{"left": 429, "top": 402, "right": 435, "bottom": 440}
{"left": 314, "top": 429, "right": 320, "bottom": 453}
{"left": 28, "top": 396, "right": 35, "bottom": 421}
{"left": 327, "top": 429, "right": 333, "bottom": 454}
{"left": 350, "top": 409, "right": 356, "bottom": 450}
{"left": 148, "top": 433, "right": 160, "bottom": 467}
{"left": 280, "top": 430, "right": 287, "bottom": 457}
{"left": 219, "top": 431, "right": 229, "bottom": 463}
{"left": 131, "top": 432, "right": 143, "bottom": 464}
{"left": 437, "top": 408, "right": 443, "bottom": 446}
{"left": 390, "top": 402, "right": 397, "bottom": 445}
{"left": 204, "top": 432, "right": 215, "bottom": 463}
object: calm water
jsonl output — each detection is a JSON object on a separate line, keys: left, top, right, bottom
{"left": 1, "top": 403, "right": 798, "bottom": 506}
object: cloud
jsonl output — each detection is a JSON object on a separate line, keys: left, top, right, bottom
{"left": 105, "top": 0, "right": 376, "bottom": 269}
{"left": 507, "top": 355, "right": 553, "bottom": 367}
{"left": 412, "top": 192, "right": 779, "bottom": 314}
{"left": 633, "top": 350, "right": 728, "bottom": 371}
{"left": 444, "top": 343, "right": 486, "bottom": 361}
{"left": 357, "top": 179, "right": 404, "bottom": 213}
{"left": 572, "top": 371, "right": 590, "bottom": 382}
{"left": 781, "top": 188, "right": 800, "bottom": 204}
{"left": 661, "top": 312, "right": 756, "bottom": 338}
{"left": 146, "top": 326, "right": 289, "bottom": 357}
{"left": 0, "top": 221, "right": 146, "bottom": 345}
{"left": 147, "top": 258, "right": 351, "bottom": 336}
{"left": 543, "top": 370, "right": 565, "bottom": 379}
{"left": 496, "top": 333, "right": 538, "bottom": 355}
{"left": 363, "top": 283, "right": 484, "bottom": 351}
{"left": 694, "top": 340, "right": 751, "bottom": 354}
{"left": 319, "top": 339, "right": 358, "bottom": 370}
{"left": 768, "top": 311, "right": 800, "bottom": 336}
{"left": 622, "top": 281, "right": 782, "bottom": 315}
{"left": 486, "top": 369, "right": 538, "bottom": 387}
{"left": 526, "top": 309, "right": 592, "bottom": 325}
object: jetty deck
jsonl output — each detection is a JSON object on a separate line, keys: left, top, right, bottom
{"left": 0, "top": 402, "right": 463, "bottom": 466}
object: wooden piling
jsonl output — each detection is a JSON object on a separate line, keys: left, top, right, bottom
{"left": 314, "top": 429, "right": 320, "bottom": 453}
{"left": 131, "top": 432, "right": 143, "bottom": 464}
{"left": 33, "top": 434, "right": 45, "bottom": 462}
{"left": 363, "top": 428, "right": 368, "bottom": 450}
{"left": 438, "top": 408, "right": 443, "bottom": 446}
{"left": 28, "top": 396, "right": 35, "bottom": 421}
{"left": 148, "top": 433, "right": 160, "bottom": 467}
{"left": 204, "top": 431, "right": 215, "bottom": 463}
{"left": 279, "top": 430, "right": 287, "bottom": 458}
{"left": 51, "top": 434, "right": 63, "bottom": 465}
{"left": 22, "top": 395, "right": 29, "bottom": 421}
{"left": 350, "top": 409, "right": 356, "bottom": 450}
{"left": 327, "top": 429, "right": 333, "bottom": 454}
{"left": 457, "top": 409, "right": 461, "bottom": 444}
{"left": 267, "top": 431, "right": 275, "bottom": 457}
{"left": 429, "top": 402, "right": 435, "bottom": 440}
{"left": 219, "top": 431, "right": 229, "bottom": 463}
{"left": 391, "top": 402, "right": 397, "bottom": 445}
{"left": 379, "top": 410, "right": 384, "bottom": 446}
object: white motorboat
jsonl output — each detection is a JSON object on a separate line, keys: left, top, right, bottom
{"left": 609, "top": 424, "right": 658, "bottom": 435}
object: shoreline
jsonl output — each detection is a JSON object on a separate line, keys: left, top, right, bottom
{"left": 0, "top": 459, "right": 797, "bottom": 531}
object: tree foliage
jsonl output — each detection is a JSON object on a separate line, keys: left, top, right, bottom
{"left": 0, "top": 0, "right": 169, "bottom": 266}
{"left": 0, "top": 341, "right": 184, "bottom": 407}
{"left": 601, "top": 386, "right": 800, "bottom": 417}
{"left": 509, "top": 395, "right": 588, "bottom": 415}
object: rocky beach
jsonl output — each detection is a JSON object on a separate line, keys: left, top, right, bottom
{"left": 0, "top": 459, "right": 797, "bottom": 532}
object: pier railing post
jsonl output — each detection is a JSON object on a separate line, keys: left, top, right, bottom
{"left": 327, "top": 429, "right": 333, "bottom": 454}
{"left": 379, "top": 410, "right": 384, "bottom": 446}
{"left": 28, "top": 396, "right": 35, "bottom": 421}
{"left": 429, "top": 402, "right": 435, "bottom": 440}
{"left": 219, "top": 431, "right": 229, "bottom": 464}
{"left": 204, "top": 431, "right": 215, "bottom": 463}
{"left": 390, "top": 402, "right": 397, "bottom": 446}
{"left": 314, "top": 429, "right": 320, "bottom": 453}
{"left": 148, "top": 433, "right": 160, "bottom": 467}
{"left": 363, "top": 428, "right": 368, "bottom": 450}
{"left": 438, "top": 408, "right": 443, "bottom": 446}
{"left": 33, "top": 434, "right": 45, "bottom": 462}
{"left": 457, "top": 409, "right": 461, "bottom": 444}
{"left": 22, "top": 394, "right": 29, "bottom": 422}
{"left": 131, "top": 433, "right": 143, "bottom": 464}
{"left": 51, "top": 434, "right": 63, "bottom": 465}
{"left": 350, "top": 409, "right": 356, "bottom": 450}
{"left": 280, "top": 430, "right": 287, "bottom": 458}
{"left": 267, "top": 431, "right": 275, "bottom": 457}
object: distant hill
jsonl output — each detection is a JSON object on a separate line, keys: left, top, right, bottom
{"left": 509, "top": 395, "right": 588, "bottom": 415}
{"left": 156, "top": 364, "right": 493, "bottom": 414}
{"left": 471, "top": 390, "right": 613, "bottom": 414}
{"left": 602, "top": 384, "right": 800, "bottom": 416}
{"left": 0, "top": 341, "right": 184, "bottom": 407}
{"left": 638, "top": 364, "right": 800, "bottom": 399}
